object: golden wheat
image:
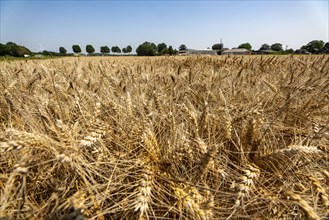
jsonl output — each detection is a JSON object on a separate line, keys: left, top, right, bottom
{"left": 0, "top": 55, "right": 328, "bottom": 219}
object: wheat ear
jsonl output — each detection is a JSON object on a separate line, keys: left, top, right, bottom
{"left": 285, "top": 190, "right": 320, "bottom": 220}
{"left": 134, "top": 168, "right": 153, "bottom": 219}
{"left": 233, "top": 163, "right": 260, "bottom": 210}
{"left": 308, "top": 176, "right": 329, "bottom": 208}
{"left": 173, "top": 185, "right": 209, "bottom": 220}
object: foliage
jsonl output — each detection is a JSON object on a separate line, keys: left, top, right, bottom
{"left": 270, "top": 43, "right": 283, "bottom": 52}
{"left": 321, "top": 42, "right": 329, "bottom": 54}
{"left": 121, "top": 46, "right": 132, "bottom": 55}
{"left": 0, "top": 44, "right": 12, "bottom": 56}
{"left": 136, "top": 42, "right": 157, "bottom": 56}
{"left": 302, "top": 40, "right": 324, "bottom": 54}
{"left": 59, "top": 47, "right": 67, "bottom": 55}
{"left": 86, "top": 44, "right": 95, "bottom": 54}
{"left": 212, "top": 43, "right": 224, "bottom": 51}
{"left": 157, "top": 43, "right": 168, "bottom": 55}
{"left": 111, "top": 46, "right": 121, "bottom": 53}
{"left": 100, "top": 46, "right": 110, "bottom": 54}
{"left": 260, "top": 44, "right": 270, "bottom": 50}
{"left": 126, "top": 45, "right": 132, "bottom": 53}
{"left": 168, "top": 46, "right": 175, "bottom": 55}
{"left": 238, "top": 43, "right": 252, "bottom": 50}
{"left": 42, "top": 50, "right": 61, "bottom": 56}
{"left": 72, "top": 45, "right": 82, "bottom": 54}
{"left": 0, "top": 42, "right": 31, "bottom": 57}
{"left": 179, "top": 44, "right": 187, "bottom": 51}
{"left": 285, "top": 48, "right": 294, "bottom": 54}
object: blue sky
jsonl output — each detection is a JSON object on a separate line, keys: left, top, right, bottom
{"left": 1, "top": 0, "right": 328, "bottom": 53}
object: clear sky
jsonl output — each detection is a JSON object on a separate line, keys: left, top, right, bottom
{"left": 1, "top": 0, "right": 328, "bottom": 53}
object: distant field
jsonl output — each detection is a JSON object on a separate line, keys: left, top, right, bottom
{"left": 0, "top": 55, "right": 328, "bottom": 219}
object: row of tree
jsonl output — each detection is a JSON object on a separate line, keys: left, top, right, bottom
{"left": 59, "top": 42, "right": 179, "bottom": 56}
{"left": 1, "top": 40, "right": 328, "bottom": 57}
{"left": 213, "top": 40, "right": 327, "bottom": 54}
{"left": 58, "top": 45, "right": 133, "bottom": 55}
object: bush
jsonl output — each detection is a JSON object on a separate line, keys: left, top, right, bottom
{"left": 0, "top": 42, "right": 31, "bottom": 57}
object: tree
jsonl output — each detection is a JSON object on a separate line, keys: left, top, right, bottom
{"left": 111, "top": 46, "right": 117, "bottom": 53}
{"left": 59, "top": 47, "right": 67, "bottom": 55}
{"left": 238, "top": 43, "right": 252, "bottom": 50}
{"left": 86, "top": 44, "right": 95, "bottom": 54}
{"left": 179, "top": 44, "right": 187, "bottom": 51}
{"left": 321, "top": 42, "right": 329, "bottom": 54}
{"left": 100, "top": 46, "right": 110, "bottom": 54}
{"left": 302, "top": 40, "right": 324, "bottom": 54}
{"left": 0, "top": 42, "right": 31, "bottom": 57}
{"left": 260, "top": 44, "right": 270, "bottom": 50}
{"left": 126, "top": 45, "right": 132, "bottom": 53}
{"left": 157, "top": 43, "right": 168, "bottom": 54}
{"left": 285, "top": 48, "right": 294, "bottom": 54}
{"left": 168, "top": 46, "right": 175, "bottom": 55}
{"left": 0, "top": 43, "right": 12, "bottom": 56}
{"left": 111, "top": 46, "right": 121, "bottom": 54}
{"left": 72, "top": 45, "right": 81, "bottom": 54}
{"left": 168, "top": 46, "right": 178, "bottom": 55}
{"left": 122, "top": 48, "right": 127, "bottom": 54}
{"left": 212, "top": 43, "right": 223, "bottom": 51}
{"left": 136, "top": 42, "right": 157, "bottom": 56}
{"left": 270, "top": 43, "right": 283, "bottom": 52}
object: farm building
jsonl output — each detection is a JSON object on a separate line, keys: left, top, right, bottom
{"left": 179, "top": 49, "right": 218, "bottom": 55}
{"left": 222, "top": 48, "right": 251, "bottom": 55}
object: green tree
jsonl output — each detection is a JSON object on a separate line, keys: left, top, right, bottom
{"left": 321, "top": 42, "right": 329, "bottom": 54}
{"left": 72, "top": 45, "right": 81, "bottom": 54}
{"left": 168, "top": 46, "right": 174, "bottom": 55}
{"left": 1, "top": 42, "right": 31, "bottom": 57}
{"left": 59, "top": 47, "right": 67, "bottom": 55}
{"left": 100, "top": 46, "right": 110, "bottom": 54}
{"left": 111, "top": 46, "right": 121, "bottom": 54}
{"left": 157, "top": 43, "right": 168, "bottom": 54}
{"left": 122, "top": 48, "right": 127, "bottom": 54}
{"left": 238, "top": 43, "right": 252, "bottom": 50}
{"left": 13, "top": 46, "right": 31, "bottom": 57}
{"left": 260, "top": 44, "right": 270, "bottom": 50}
{"left": 270, "top": 43, "right": 283, "bottom": 52}
{"left": 6, "top": 42, "right": 17, "bottom": 46}
{"left": 179, "top": 44, "right": 187, "bottom": 51}
{"left": 212, "top": 43, "right": 223, "bottom": 50}
{"left": 303, "top": 40, "right": 324, "bottom": 54}
{"left": 86, "top": 44, "right": 95, "bottom": 54}
{"left": 111, "top": 46, "right": 117, "bottom": 53}
{"left": 0, "top": 43, "right": 12, "bottom": 56}
{"left": 136, "top": 42, "right": 157, "bottom": 56}
{"left": 126, "top": 45, "right": 132, "bottom": 53}
{"left": 285, "top": 48, "right": 294, "bottom": 54}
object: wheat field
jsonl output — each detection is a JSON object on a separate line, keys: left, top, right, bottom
{"left": 0, "top": 55, "right": 328, "bottom": 220}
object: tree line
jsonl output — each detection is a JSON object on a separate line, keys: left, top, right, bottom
{"left": 224, "top": 40, "right": 328, "bottom": 54}
{"left": 1, "top": 40, "right": 328, "bottom": 57}
{"left": 65, "top": 42, "right": 178, "bottom": 56}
